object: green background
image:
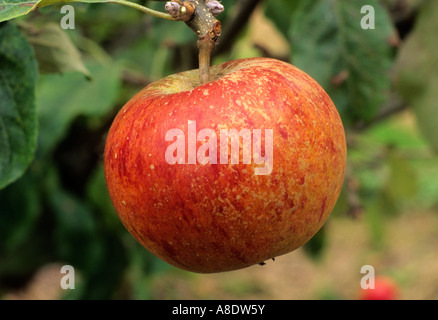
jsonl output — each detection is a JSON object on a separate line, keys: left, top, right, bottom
{"left": 1, "top": 0, "right": 438, "bottom": 299}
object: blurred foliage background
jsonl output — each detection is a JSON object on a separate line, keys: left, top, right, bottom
{"left": 1, "top": 0, "right": 438, "bottom": 299}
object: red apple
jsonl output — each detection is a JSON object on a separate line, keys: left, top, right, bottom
{"left": 360, "top": 276, "right": 399, "bottom": 300}
{"left": 104, "top": 57, "right": 347, "bottom": 273}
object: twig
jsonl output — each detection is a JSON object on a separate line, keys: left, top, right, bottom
{"left": 354, "top": 93, "right": 407, "bottom": 131}
{"left": 107, "top": 0, "right": 177, "bottom": 20}
{"left": 165, "top": 0, "right": 222, "bottom": 85}
{"left": 213, "top": 0, "right": 263, "bottom": 56}
{"left": 345, "top": 164, "right": 363, "bottom": 219}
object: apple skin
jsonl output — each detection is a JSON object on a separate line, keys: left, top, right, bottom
{"left": 104, "top": 57, "right": 347, "bottom": 273}
{"left": 359, "top": 276, "right": 399, "bottom": 300}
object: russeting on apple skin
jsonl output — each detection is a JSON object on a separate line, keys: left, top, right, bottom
{"left": 104, "top": 57, "right": 347, "bottom": 273}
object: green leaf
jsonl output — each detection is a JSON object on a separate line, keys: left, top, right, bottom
{"left": 46, "top": 169, "right": 102, "bottom": 271}
{"left": 0, "top": 227, "right": 51, "bottom": 283}
{"left": 382, "top": 147, "right": 418, "bottom": 214}
{"left": 387, "top": 151, "right": 418, "bottom": 201}
{"left": 22, "top": 22, "right": 91, "bottom": 78}
{"left": 0, "top": 0, "right": 36, "bottom": 22}
{"left": 289, "top": 0, "right": 395, "bottom": 124}
{"left": 0, "top": 168, "right": 41, "bottom": 251}
{"left": 76, "top": 233, "right": 128, "bottom": 299}
{"left": 364, "top": 200, "right": 386, "bottom": 249}
{"left": 36, "top": 62, "right": 120, "bottom": 156}
{"left": 86, "top": 163, "right": 123, "bottom": 233}
{"left": 394, "top": 0, "right": 438, "bottom": 153}
{"left": 264, "top": 0, "right": 301, "bottom": 38}
{"left": 303, "top": 225, "right": 327, "bottom": 261}
{"left": 0, "top": 22, "right": 38, "bottom": 189}
{"left": 0, "top": 0, "right": 89, "bottom": 22}
{"left": 0, "top": 0, "right": 168, "bottom": 23}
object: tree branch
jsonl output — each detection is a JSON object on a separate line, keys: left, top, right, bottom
{"left": 354, "top": 93, "right": 408, "bottom": 131}
{"left": 110, "top": 0, "right": 176, "bottom": 20}
{"left": 213, "top": 0, "right": 264, "bottom": 56}
{"left": 165, "top": 0, "right": 221, "bottom": 85}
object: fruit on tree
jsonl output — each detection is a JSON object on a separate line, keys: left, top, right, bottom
{"left": 359, "top": 276, "right": 399, "bottom": 300}
{"left": 104, "top": 57, "right": 347, "bottom": 273}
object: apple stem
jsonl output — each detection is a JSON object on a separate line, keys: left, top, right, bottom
{"left": 101, "top": 1, "right": 222, "bottom": 85}
{"left": 197, "top": 36, "right": 215, "bottom": 84}
{"left": 170, "top": 0, "right": 222, "bottom": 85}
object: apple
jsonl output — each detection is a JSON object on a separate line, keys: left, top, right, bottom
{"left": 104, "top": 57, "right": 347, "bottom": 273}
{"left": 359, "top": 276, "right": 399, "bottom": 300}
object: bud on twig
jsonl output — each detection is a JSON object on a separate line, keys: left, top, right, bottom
{"left": 165, "top": 1, "right": 195, "bottom": 21}
{"left": 165, "top": 1, "right": 181, "bottom": 17}
{"left": 205, "top": 0, "right": 224, "bottom": 16}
